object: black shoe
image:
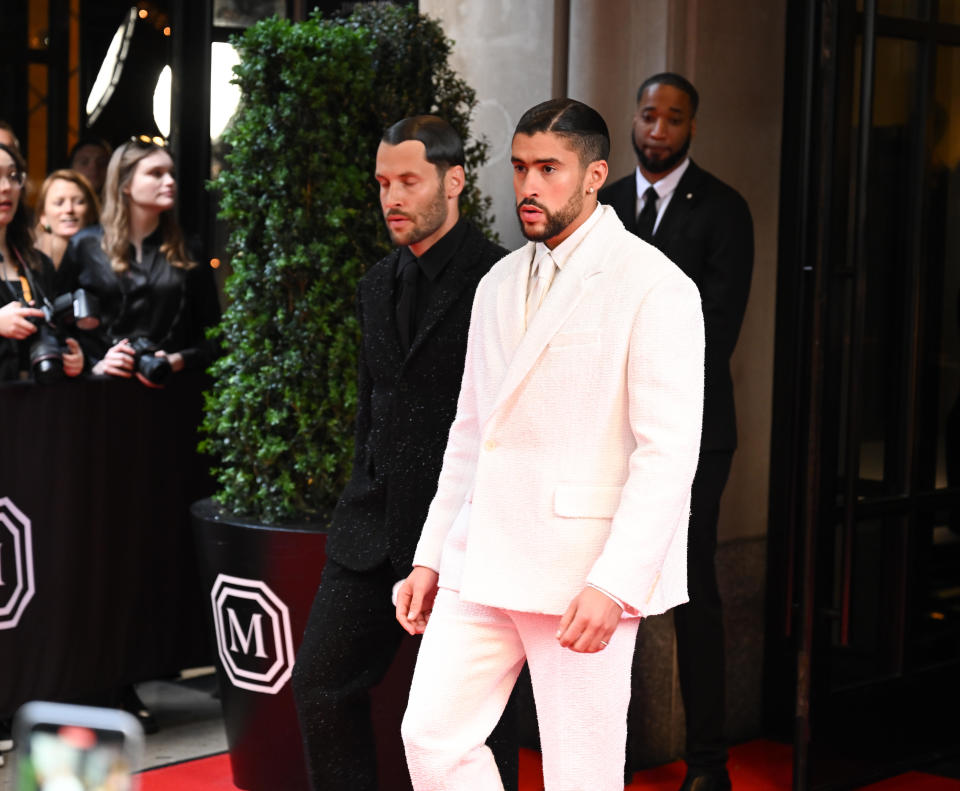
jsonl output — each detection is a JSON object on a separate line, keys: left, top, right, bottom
{"left": 120, "top": 685, "right": 159, "bottom": 735}
{"left": 679, "top": 769, "right": 732, "bottom": 791}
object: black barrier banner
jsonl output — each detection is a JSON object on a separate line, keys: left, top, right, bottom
{"left": 0, "top": 374, "right": 214, "bottom": 716}
{"left": 0, "top": 497, "right": 35, "bottom": 630}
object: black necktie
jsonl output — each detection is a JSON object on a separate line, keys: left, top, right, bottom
{"left": 396, "top": 257, "right": 419, "bottom": 351}
{"left": 635, "top": 186, "right": 659, "bottom": 242}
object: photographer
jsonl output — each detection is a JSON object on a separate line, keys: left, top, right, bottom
{"left": 0, "top": 143, "right": 84, "bottom": 382}
{"left": 59, "top": 137, "right": 219, "bottom": 387}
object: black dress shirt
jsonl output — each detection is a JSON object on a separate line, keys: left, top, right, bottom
{"left": 394, "top": 217, "right": 469, "bottom": 345}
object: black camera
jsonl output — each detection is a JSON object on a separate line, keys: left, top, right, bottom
{"left": 27, "top": 289, "right": 100, "bottom": 384}
{"left": 128, "top": 337, "right": 172, "bottom": 386}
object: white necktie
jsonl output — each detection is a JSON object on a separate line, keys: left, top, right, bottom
{"left": 526, "top": 251, "right": 556, "bottom": 327}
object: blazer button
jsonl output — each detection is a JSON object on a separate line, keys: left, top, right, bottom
{"left": 484, "top": 439, "right": 496, "bottom": 451}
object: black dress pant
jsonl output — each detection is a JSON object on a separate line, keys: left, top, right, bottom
{"left": 292, "top": 557, "right": 518, "bottom": 791}
{"left": 673, "top": 450, "right": 733, "bottom": 771}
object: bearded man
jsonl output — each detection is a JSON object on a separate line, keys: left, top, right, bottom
{"left": 397, "top": 98, "right": 705, "bottom": 791}
{"left": 599, "top": 73, "right": 754, "bottom": 791}
{"left": 292, "top": 115, "right": 516, "bottom": 791}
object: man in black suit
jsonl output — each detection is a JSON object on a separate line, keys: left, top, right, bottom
{"left": 292, "top": 116, "right": 514, "bottom": 791}
{"left": 599, "top": 74, "right": 753, "bottom": 791}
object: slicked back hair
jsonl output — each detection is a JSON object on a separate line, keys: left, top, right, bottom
{"left": 513, "top": 98, "right": 610, "bottom": 167}
{"left": 636, "top": 72, "right": 699, "bottom": 117}
{"left": 381, "top": 115, "right": 465, "bottom": 176}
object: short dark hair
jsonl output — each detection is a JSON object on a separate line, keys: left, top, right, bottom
{"left": 513, "top": 98, "right": 610, "bottom": 166}
{"left": 636, "top": 73, "right": 699, "bottom": 117}
{"left": 381, "top": 115, "right": 465, "bottom": 174}
{"left": 68, "top": 135, "right": 112, "bottom": 165}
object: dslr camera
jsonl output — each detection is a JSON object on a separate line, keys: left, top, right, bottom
{"left": 27, "top": 289, "right": 100, "bottom": 384}
{"left": 128, "top": 337, "right": 172, "bottom": 386}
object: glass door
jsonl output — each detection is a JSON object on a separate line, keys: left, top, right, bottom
{"left": 767, "top": 1, "right": 960, "bottom": 788}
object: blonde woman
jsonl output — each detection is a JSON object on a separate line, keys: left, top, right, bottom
{"left": 59, "top": 137, "right": 219, "bottom": 386}
{"left": 34, "top": 169, "right": 100, "bottom": 269}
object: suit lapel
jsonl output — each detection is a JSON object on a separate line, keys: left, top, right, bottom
{"left": 605, "top": 176, "right": 637, "bottom": 232}
{"left": 651, "top": 161, "right": 703, "bottom": 245}
{"left": 495, "top": 242, "right": 533, "bottom": 365}
{"left": 405, "top": 227, "right": 487, "bottom": 362}
{"left": 364, "top": 252, "right": 407, "bottom": 367}
{"left": 488, "top": 210, "right": 613, "bottom": 420}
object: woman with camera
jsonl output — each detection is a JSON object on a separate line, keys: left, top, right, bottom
{"left": 59, "top": 136, "right": 219, "bottom": 386}
{"left": 34, "top": 169, "right": 100, "bottom": 270}
{"left": 0, "top": 142, "right": 84, "bottom": 382}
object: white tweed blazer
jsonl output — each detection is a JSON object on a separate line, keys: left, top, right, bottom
{"left": 411, "top": 205, "right": 704, "bottom": 616}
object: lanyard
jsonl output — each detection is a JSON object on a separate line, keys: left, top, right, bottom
{"left": 2, "top": 247, "right": 42, "bottom": 307}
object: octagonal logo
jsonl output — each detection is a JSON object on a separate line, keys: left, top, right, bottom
{"left": 211, "top": 574, "right": 295, "bottom": 694}
{"left": 0, "top": 497, "right": 35, "bottom": 630}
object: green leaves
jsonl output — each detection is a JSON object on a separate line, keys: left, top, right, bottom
{"left": 201, "top": 4, "right": 495, "bottom": 524}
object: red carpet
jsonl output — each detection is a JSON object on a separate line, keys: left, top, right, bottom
{"left": 139, "top": 741, "right": 960, "bottom": 790}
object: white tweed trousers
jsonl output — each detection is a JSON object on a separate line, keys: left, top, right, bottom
{"left": 401, "top": 588, "right": 641, "bottom": 791}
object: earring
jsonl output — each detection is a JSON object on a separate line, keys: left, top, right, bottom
{"left": 43, "top": 224, "right": 52, "bottom": 233}
{"left": 587, "top": 187, "right": 594, "bottom": 194}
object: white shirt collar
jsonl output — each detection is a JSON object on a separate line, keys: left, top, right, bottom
{"left": 635, "top": 157, "right": 690, "bottom": 202}
{"left": 532, "top": 203, "right": 604, "bottom": 273}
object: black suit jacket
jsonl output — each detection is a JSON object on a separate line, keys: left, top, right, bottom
{"left": 325, "top": 221, "right": 506, "bottom": 576}
{"left": 599, "top": 160, "right": 753, "bottom": 451}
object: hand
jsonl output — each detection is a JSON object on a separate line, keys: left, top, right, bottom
{"left": 92, "top": 339, "right": 135, "bottom": 377}
{"left": 556, "top": 587, "right": 623, "bottom": 653}
{"left": 0, "top": 301, "right": 44, "bottom": 340}
{"left": 395, "top": 566, "right": 439, "bottom": 635}
{"left": 154, "top": 350, "right": 184, "bottom": 372}
{"left": 62, "top": 337, "right": 84, "bottom": 377}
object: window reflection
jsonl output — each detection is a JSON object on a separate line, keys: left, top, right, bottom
{"left": 924, "top": 45, "right": 960, "bottom": 502}
{"left": 214, "top": 0, "right": 286, "bottom": 28}
{"left": 854, "top": 38, "right": 920, "bottom": 497}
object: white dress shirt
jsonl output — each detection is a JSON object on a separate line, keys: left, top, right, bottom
{"left": 525, "top": 203, "right": 604, "bottom": 329}
{"left": 634, "top": 157, "right": 691, "bottom": 235}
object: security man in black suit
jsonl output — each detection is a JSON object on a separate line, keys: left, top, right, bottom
{"left": 599, "top": 74, "right": 753, "bottom": 791}
{"left": 292, "top": 116, "right": 516, "bottom": 791}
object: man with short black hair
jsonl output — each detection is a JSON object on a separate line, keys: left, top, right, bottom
{"left": 397, "top": 98, "right": 705, "bottom": 790}
{"left": 292, "top": 115, "right": 514, "bottom": 791}
{"left": 599, "top": 73, "right": 754, "bottom": 791}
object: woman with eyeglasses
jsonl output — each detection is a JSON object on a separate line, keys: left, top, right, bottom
{"left": 59, "top": 136, "right": 220, "bottom": 386}
{"left": 0, "top": 142, "right": 84, "bottom": 382}
{"left": 34, "top": 169, "right": 101, "bottom": 270}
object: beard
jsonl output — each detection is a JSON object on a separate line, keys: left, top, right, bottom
{"left": 385, "top": 181, "right": 447, "bottom": 247}
{"left": 515, "top": 189, "right": 584, "bottom": 244}
{"left": 631, "top": 126, "right": 692, "bottom": 174}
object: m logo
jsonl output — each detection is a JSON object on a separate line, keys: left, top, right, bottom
{"left": 211, "top": 574, "right": 295, "bottom": 694}
{"left": 0, "top": 497, "right": 36, "bottom": 631}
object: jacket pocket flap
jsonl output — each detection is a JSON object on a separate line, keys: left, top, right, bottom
{"left": 554, "top": 485, "right": 623, "bottom": 518}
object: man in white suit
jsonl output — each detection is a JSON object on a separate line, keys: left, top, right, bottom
{"left": 396, "top": 98, "right": 705, "bottom": 791}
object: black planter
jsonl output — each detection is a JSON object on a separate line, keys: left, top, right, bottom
{"left": 191, "top": 498, "right": 328, "bottom": 791}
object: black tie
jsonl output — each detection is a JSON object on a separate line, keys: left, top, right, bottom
{"left": 396, "top": 257, "right": 419, "bottom": 351}
{"left": 635, "top": 186, "right": 659, "bottom": 242}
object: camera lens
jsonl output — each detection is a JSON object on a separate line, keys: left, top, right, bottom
{"left": 129, "top": 338, "right": 172, "bottom": 385}
{"left": 29, "top": 326, "right": 64, "bottom": 384}
{"left": 137, "top": 354, "right": 172, "bottom": 385}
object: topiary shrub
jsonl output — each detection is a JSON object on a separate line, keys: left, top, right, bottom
{"left": 200, "top": 5, "right": 495, "bottom": 524}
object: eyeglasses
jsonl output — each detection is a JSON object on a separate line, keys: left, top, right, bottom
{"left": 129, "top": 134, "right": 168, "bottom": 148}
{"left": 0, "top": 170, "right": 25, "bottom": 189}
